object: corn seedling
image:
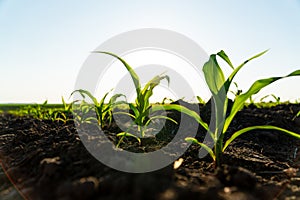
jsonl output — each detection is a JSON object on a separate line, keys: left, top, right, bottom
{"left": 54, "top": 97, "right": 76, "bottom": 123}
{"left": 72, "top": 89, "right": 123, "bottom": 128}
{"left": 161, "top": 97, "right": 175, "bottom": 105}
{"left": 185, "top": 50, "right": 300, "bottom": 167}
{"left": 26, "top": 100, "right": 48, "bottom": 119}
{"left": 72, "top": 100, "right": 97, "bottom": 124}
{"left": 94, "top": 52, "right": 197, "bottom": 142}
{"left": 95, "top": 52, "right": 176, "bottom": 138}
{"left": 230, "top": 82, "right": 242, "bottom": 98}
{"left": 271, "top": 94, "right": 281, "bottom": 104}
{"left": 25, "top": 100, "right": 60, "bottom": 121}
{"left": 265, "top": 94, "right": 281, "bottom": 105}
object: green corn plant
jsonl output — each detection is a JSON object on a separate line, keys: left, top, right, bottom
{"left": 95, "top": 52, "right": 176, "bottom": 138}
{"left": 61, "top": 96, "right": 73, "bottom": 113}
{"left": 6, "top": 102, "right": 63, "bottom": 121}
{"left": 161, "top": 97, "right": 175, "bottom": 104}
{"left": 185, "top": 50, "right": 300, "bottom": 167}
{"left": 94, "top": 52, "right": 194, "bottom": 141}
{"left": 72, "top": 89, "right": 123, "bottom": 128}
{"left": 270, "top": 94, "right": 281, "bottom": 105}
{"left": 26, "top": 103, "right": 61, "bottom": 121}
{"left": 26, "top": 100, "right": 51, "bottom": 119}
{"left": 72, "top": 100, "right": 97, "bottom": 124}
{"left": 260, "top": 94, "right": 280, "bottom": 104}
{"left": 271, "top": 94, "right": 280, "bottom": 104}
{"left": 230, "top": 82, "right": 242, "bottom": 98}
{"left": 54, "top": 97, "right": 76, "bottom": 123}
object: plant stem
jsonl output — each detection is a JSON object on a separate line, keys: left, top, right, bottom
{"left": 215, "top": 136, "right": 224, "bottom": 167}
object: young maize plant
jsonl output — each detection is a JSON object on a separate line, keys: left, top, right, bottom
{"left": 71, "top": 89, "right": 123, "bottom": 128}
{"left": 260, "top": 94, "right": 281, "bottom": 105}
{"left": 54, "top": 97, "right": 76, "bottom": 123}
{"left": 26, "top": 100, "right": 49, "bottom": 119}
{"left": 24, "top": 100, "right": 59, "bottom": 121}
{"left": 72, "top": 99, "right": 96, "bottom": 124}
{"left": 185, "top": 50, "right": 300, "bottom": 167}
{"left": 94, "top": 52, "right": 197, "bottom": 144}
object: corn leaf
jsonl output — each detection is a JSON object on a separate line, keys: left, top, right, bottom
{"left": 145, "top": 115, "right": 178, "bottom": 126}
{"left": 151, "top": 104, "right": 209, "bottom": 131}
{"left": 109, "top": 93, "right": 125, "bottom": 104}
{"left": 72, "top": 89, "right": 99, "bottom": 106}
{"left": 223, "top": 50, "right": 268, "bottom": 93}
{"left": 117, "top": 132, "right": 141, "bottom": 144}
{"left": 99, "top": 91, "right": 111, "bottom": 107}
{"left": 42, "top": 100, "right": 48, "bottom": 106}
{"left": 223, "top": 125, "right": 300, "bottom": 152}
{"left": 217, "top": 50, "right": 234, "bottom": 70}
{"left": 202, "top": 53, "right": 228, "bottom": 137}
{"left": 202, "top": 54, "right": 225, "bottom": 95}
{"left": 62, "top": 96, "right": 67, "bottom": 107}
{"left": 185, "top": 137, "right": 215, "bottom": 160}
{"left": 224, "top": 70, "right": 300, "bottom": 132}
{"left": 141, "top": 75, "right": 170, "bottom": 95}
{"left": 94, "top": 51, "right": 141, "bottom": 94}
{"left": 196, "top": 96, "right": 206, "bottom": 104}
{"left": 113, "top": 111, "right": 136, "bottom": 119}
{"left": 129, "top": 103, "right": 139, "bottom": 117}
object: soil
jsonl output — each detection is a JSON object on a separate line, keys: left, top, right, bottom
{"left": 1, "top": 102, "right": 300, "bottom": 200}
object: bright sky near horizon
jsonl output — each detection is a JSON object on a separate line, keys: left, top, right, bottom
{"left": 0, "top": 0, "right": 300, "bottom": 103}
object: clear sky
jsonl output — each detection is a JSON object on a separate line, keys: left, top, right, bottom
{"left": 0, "top": 0, "right": 299, "bottom": 103}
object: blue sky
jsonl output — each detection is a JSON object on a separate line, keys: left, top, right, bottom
{"left": 0, "top": 0, "right": 299, "bottom": 103}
